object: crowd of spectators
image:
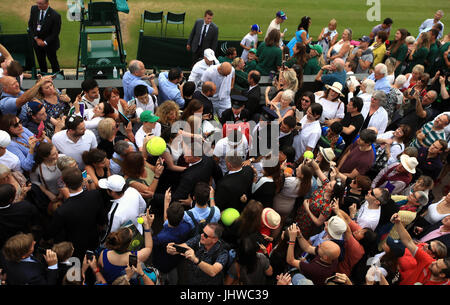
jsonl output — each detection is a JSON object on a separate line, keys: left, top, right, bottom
{"left": 0, "top": 7, "right": 449, "bottom": 286}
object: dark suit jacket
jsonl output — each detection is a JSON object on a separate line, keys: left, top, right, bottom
{"left": 251, "top": 181, "right": 276, "bottom": 208}
{"left": 45, "top": 190, "right": 106, "bottom": 260}
{"left": 193, "top": 90, "right": 214, "bottom": 118}
{"left": 3, "top": 258, "right": 58, "bottom": 285}
{"left": 172, "top": 157, "right": 223, "bottom": 201}
{"left": 279, "top": 132, "right": 294, "bottom": 150}
{"left": 28, "top": 5, "right": 61, "bottom": 50}
{"left": 0, "top": 200, "right": 41, "bottom": 249}
{"left": 187, "top": 19, "right": 219, "bottom": 53}
{"left": 242, "top": 85, "right": 262, "bottom": 117}
{"left": 219, "top": 108, "right": 251, "bottom": 125}
{"left": 215, "top": 166, "right": 254, "bottom": 212}
{"left": 416, "top": 221, "right": 450, "bottom": 249}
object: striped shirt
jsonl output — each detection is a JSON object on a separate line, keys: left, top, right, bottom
{"left": 411, "top": 121, "right": 446, "bottom": 149}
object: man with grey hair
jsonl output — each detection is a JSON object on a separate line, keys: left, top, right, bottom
{"left": 122, "top": 59, "right": 158, "bottom": 101}
{"left": 367, "top": 63, "right": 391, "bottom": 94}
{"left": 361, "top": 90, "right": 389, "bottom": 134}
{"left": 390, "top": 90, "right": 438, "bottom": 132}
{"left": 419, "top": 10, "right": 445, "bottom": 39}
{"left": 214, "top": 154, "right": 254, "bottom": 212}
{"left": 110, "top": 140, "right": 135, "bottom": 175}
{"left": 315, "top": 58, "right": 347, "bottom": 88}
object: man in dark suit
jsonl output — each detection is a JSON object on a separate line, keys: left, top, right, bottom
{"left": 186, "top": 10, "right": 219, "bottom": 64}
{"left": 219, "top": 95, "right": 251, "bottom": 125}
{"left": 28, "top": 0, "right": 61, "bottom": 73}
{"left": 193, "top": 81, "right": 216, "bottom": 120}
{"left": 215, "top": 155, "right": 253, "bottom": 212}
{"left": 242, "top": 70, "right": 262, "bottom": 119}
{"left": 1, "top": 233, "right": 59, "bottom": 285}
{"left": 0, "top": 184, "right": 41, "bottom": 250}
{"left": 279, "top": 115, "right": 296, "bottom": 151}
{"left": 172, "top": 141, "right": 223, "bottom": 204}
{"left": 44, "top": 167, "right": 106, "bottom": 260}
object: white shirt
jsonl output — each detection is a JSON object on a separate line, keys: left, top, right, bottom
{"left": 213, "top": 136, "right": 249, "bottom": 174}
{"left": 240, "top": 33, "right": 258, "bottom": 62}
{"left": 293, "top": 116, "right": 321, "bottom": 160}
{"left": 201, "top": 64, "right": 235, "bottom": 106}
{"left": 129, "top": 94, "right": 158, "bottom": 118}
{"left": 361, "top": 106, "right": 388, "bottom": 134}
{"left": 265, "top": 19, "right": 280, "bottom": 39}
{"left": 81, "top": 96, "right": 100, "bottom": 110}
{"left": 135, "top": 123, "right": 162, "bottom": 150}
{"left": 0, "top": 149, "right": 22, "bottom": 173}
{"left": 189, "top": 59, "right": 216, "bottom": 88}
{"left": 52, "top": 129, "right": 97, "bottom": 169}
{"left": 316, "top": 97, "right": 345, "bottom": 123}
{"left": 75, "top": 108, "right": 102, "bottom": 142}
{"left": 108, "top": 187, "right": 147, "bottom": 235}
{"left": 356, "top": 201, "right": 381, "bottom": 231}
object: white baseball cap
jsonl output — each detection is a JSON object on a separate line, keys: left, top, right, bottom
{"left": 0, "top": 130, "right": 11, "bottom": 148}
{"left": 98, "top": 175, "right": 126, "bottom": 192}
{"left": 204, "top": 48, "right": 218, "bottom": 63}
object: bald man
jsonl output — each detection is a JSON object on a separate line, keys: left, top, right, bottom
{"left": 287, "top": 224, "right": 341, "bottom": 285}
{"left": 122, "top": 59, "right": 158, "bottom": 101}
{"left": 192, "top": 81, "right": 216, "bottom": 119}
{"left": 0, "top": 75, "right": 53, "bottom": 121}
{"left": 201, "top": 62, "right": 235, "bottom": 117}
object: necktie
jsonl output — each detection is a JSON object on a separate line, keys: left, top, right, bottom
{"left": 40, "top": 10, "right": 44, "bottom": 24}
{"left": 199, "top": 24, "right": 207, "bottom": 46}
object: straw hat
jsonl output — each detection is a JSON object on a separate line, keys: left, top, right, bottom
{"left": 325, "top": 82, "right": 345, "bottom": 97}
{"left": 261, "top": 208, "right": 281, "bottom": 230}
{"left": 400, "top": 154, "right": 418, "bottom": 174}
{"left": 319, "top": 147, "right": 336, "bottom": 163}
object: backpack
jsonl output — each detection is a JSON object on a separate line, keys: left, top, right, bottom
{"left": 366, "top": 143, "right": 401, "bottom": 179}
{"left": 186, "top": 207, "right": 216, "bottom": 237}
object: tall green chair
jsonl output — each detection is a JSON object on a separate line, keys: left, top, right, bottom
{"left": 165, "top": 12, "right": 186, "bottom": 37}
{"left": 141, "top": 10, "right": 164, "bottom": 36}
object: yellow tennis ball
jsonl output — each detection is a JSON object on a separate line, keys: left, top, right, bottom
{"left": 146, "top": 136, "right": 166, "bottom": 156}
{"left": 137, "top": 217, "right": 144, "bottom": 224}
{"left": 303, "top": 151, "right": 314, "bottom": 159}
{"left": 131, "top": 240, "right": 140, "bottom": 247}
{"left": 221, "top": 208, "right": 240, "bottom": 226}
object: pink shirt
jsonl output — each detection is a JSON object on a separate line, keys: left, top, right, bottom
{"left": 419, "top": 226, "right": 450, "bottom": 243}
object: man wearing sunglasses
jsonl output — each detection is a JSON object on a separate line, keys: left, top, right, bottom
{"left": 166, "top": 223, "right": 228, "bottom": 285}
{"left": 350, "top": 187, "right": 390, "bottom": 231}
{"left": 391, "top": 213, "right": 450, "bottom": 285}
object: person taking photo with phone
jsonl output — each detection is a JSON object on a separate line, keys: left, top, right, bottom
{"left": 98, "top": 208, "right": 154, "bottom": 284}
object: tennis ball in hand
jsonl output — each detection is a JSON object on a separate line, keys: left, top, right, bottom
{"left": 137, "top": 217, "right": 144, "bottom": 224}
{"left": 303, "top": 151, "right": 314, "bottom": 159}
{"left": 146, "top": 136, "right": 166, "bottom": 156}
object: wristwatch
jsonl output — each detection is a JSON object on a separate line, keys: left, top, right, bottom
{"left": 87, "top": 179, "right": 94, "bottom": 184}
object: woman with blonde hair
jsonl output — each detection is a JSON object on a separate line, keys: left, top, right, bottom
{"left": 318, "top": 19, "right": 339, "bottom": 62}
{"left": 155, "top": 100, "right": 180, "bottom": 135}
{"left": 402, "top": 64, "right": 425, "bottom": 90}
{"left": 231, "top": 57, "right": 249, "bottom": 90}
{"left": 385, "top": 57, "right": 397, "bottom": 85}
{"left": 97, "top": 117, "right": 135, "bottom": 159}
{"left": 328, "top": 28, "right": 352, "bottom": 63}
{"left": 265, "top": 68, "right": 298, "bottom": 106}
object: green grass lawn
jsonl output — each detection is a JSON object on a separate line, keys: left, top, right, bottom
{"left": 1, "top": 0, "right": 449, "bottom": 68}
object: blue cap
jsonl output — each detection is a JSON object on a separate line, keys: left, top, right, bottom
{"left": 276, "top": 11, "right": 287, "bottom": 20}
{"left": 251, "top": 24, "right": 262, "bottom": 34}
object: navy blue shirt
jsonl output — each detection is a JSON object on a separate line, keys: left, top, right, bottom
{"left": 417, "top": 147, "right": 443, "bottom": 181}
{"left": 152, "top": 220, "right": 191, "bottom": 273}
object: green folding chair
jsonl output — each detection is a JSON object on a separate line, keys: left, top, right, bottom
{"left": 165, "top": 12, "right": 186, "bottom": 37}
{"left": 141, "top": 10, "right": 164, "bottom": 36}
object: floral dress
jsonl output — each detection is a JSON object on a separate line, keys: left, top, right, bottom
{"left": 296, "top": 182, "right": 333, "bottom": 238}
{"left": 42, "top": 97, "right": 67, "bottom": 120}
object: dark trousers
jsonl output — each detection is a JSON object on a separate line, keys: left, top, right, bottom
{"left": 34, "top": 45, "right": 60, "bottom": 73}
